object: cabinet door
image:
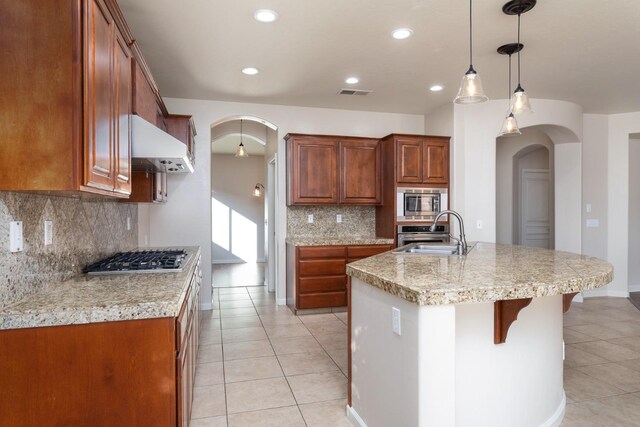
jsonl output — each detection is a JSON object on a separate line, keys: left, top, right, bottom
{"left": 114, "top": 31, "right": 132, "bottom": 194}
{"left": 340, "top": 140, "right": 381, "bottom": 204}
{"left": 84, "top": 0, "right": 115, "bottom": 191}
{"left": 289, "top": 138, "right": 339, "bottom": 204}
{"left": 423, "top": 139, "right": 449, "bottom": 185}
{"left": 396, "top": 138, "right": 423, "bottom": 183}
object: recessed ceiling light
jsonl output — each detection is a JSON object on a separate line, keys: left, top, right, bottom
{"left": 345, "top": 77, "right": 359, "bottom": 85}
{"left": 254, "top": 9, "right": 278, "bottom": 23}
{"left": 430, "top": 85, "right": 444, "bottom": 92}
{"left": 392, "top": 28, "right": 413, "bottom": 40}
{"left": 242, "top": 67, "right": 259, "bottom": 75}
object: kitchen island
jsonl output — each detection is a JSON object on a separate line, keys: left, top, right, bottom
{"left": 346, "top": 242, "right": 613, "bottom": 427}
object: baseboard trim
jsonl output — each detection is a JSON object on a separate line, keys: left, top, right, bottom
{"left": 583, "top": 289, "right": 629, "bottom": 298}
{"left": 346, "top": 405, "right": 367, "bottom": 427}
{"left": 628, "top": 284, "right": 640, "bottom": 293}
{"left": 277, "top": 298, "right": 287, "bottom": 306}
{"left": 541, "top": 392, "right": 566, "bottom": 427}
{"left": 211, "top": 259, "right": 244, "bottom": 264}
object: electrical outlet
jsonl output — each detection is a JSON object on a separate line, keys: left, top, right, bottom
{"left": 44, "top": 220, "right": 53, "bottom": 246}
{"left": 476, "top": 220, "right": 483, "bottom": 229}
{"left": 336, "top": 214, "right": 342, "bottom": 223}
{"left": 10, "top": 221, "right": 23, "bottom": 252}
{"left": 586, "top": 203, "right": 592, "bottom": 213}
{"left": 126, "top": 216, "right": 131, "bottom": 231}
{"left": 392, "top": 307, "right": 401, "bottom": 336}
{"left": 307, "top": 214, "right": 314, "bottom": 223}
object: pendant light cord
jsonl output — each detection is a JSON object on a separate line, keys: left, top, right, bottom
{"left": 517, "top": 13, "right": 521, "bottom": 85}
{"left": 508, "top": 54, "right": 512, "bottom": 97}
{"left": 240, "top": 119, "right": 243, "bottom": 145}
{"left": 469, "top": 0, "right": 473, "bottom": 67}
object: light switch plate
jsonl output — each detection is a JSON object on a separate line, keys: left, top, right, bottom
{"left": 476, "top": 220, "right": 483, "bottom": 229}
{"left": 307, "top": 214, "right": 314, "bottom": 223}
{"left": 126, "top": 216, "right": 131, "bottom": 231}
{"left": 336, "top": 214, "right": 342, "bottom": 223}
{"left": 586, "top": 203, "right": 592, "bottom": 213}
{"left": 10, "top": 221, "right": 23, "bottom": 252}
{"left": 392, "top": 307, "right": 401, "bottom": 336}
{"left": 586, "top": 219, "right": 599, "bottom": 228}
{"left": 44, "top": 220, "right": 53, "bottom": 246}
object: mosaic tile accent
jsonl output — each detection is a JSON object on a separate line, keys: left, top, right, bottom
{"left": 287, "top": 206, "right": 376, "bottom": 238}
{"left": 0, "top": 192, "right": 138, "bottom": 309}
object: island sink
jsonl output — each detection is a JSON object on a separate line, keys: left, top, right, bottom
{"left": 392, "top": 242, "right": 472, "bottom": 255}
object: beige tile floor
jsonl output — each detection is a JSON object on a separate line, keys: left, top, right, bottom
{"left": 193, "top": 291, "right": 640, "bottom": 426}
{"left": 212, "top": 263, "right": 265, "bottom": 288}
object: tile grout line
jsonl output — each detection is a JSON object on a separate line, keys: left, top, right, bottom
{"left": 249, "top": 290, "right": 309, "bottom": 427}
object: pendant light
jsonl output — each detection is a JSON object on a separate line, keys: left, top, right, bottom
{"left": 497, "top": 43, "right": 523, "bottom": 137}
{"left": 503, "top": 0, "right": 536, "bottom": 114}
{"left": 454, "top": 0, "right": 488, "bottom": 104}
{"left": 235, "top": 119, "right": 249, "bottom": 158}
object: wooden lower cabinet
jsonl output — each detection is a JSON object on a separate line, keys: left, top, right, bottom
{"left": 286, "top": 244, "right": 392, "bottom": 312}
{"left": 0, "top": 263, "right": 201, "bottom": 427}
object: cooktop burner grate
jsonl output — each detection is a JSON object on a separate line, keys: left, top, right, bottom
{"left": 83, "top": 249, "right": 188, "bottom": 275}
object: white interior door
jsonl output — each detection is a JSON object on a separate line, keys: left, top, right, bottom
{"left": 267, "top": 155, "right": 277, "bottom": 292}
{"left": 520, "top": 169, "right": 551, "bottom": 248}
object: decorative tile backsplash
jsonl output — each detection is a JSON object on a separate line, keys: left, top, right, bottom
{"left": 0, "top": 192, "right": 137, "bottom": 309}
{"left": 287, "top": 206, "right": 376, "bottom": 237}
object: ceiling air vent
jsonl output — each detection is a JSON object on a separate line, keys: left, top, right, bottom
{"left": 338, "top": 88, "right": 373, "bottom": 96}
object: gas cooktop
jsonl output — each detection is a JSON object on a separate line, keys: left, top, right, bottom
{"left": 83, "top": 249, "right": 189, "bottom": 275}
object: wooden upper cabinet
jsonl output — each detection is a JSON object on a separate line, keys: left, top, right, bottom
{"left": 423, "top": 138, "right": 449, "bottom": 185}
{"left": 395, "top": 135, "right": 450, "bottom": 185}
{"left": 83, "top": 0, "right": 116, "bottom": 192}
{"left": 288, "top": 136, "right": 339, "bottom": 205}
{"left": 397, "top": 139, "right": 423, "bottom": 183}
{"left": 340, "top": 139, "right": 382, "bottom": 204}
{"left": 0, "top": 0, "right": 132, "bottom": 197}
{"left": 166, "top": 115, "right": 196, "bottom": 167}
{"left": 114, "top": 31, "right": 132, "bottom": 194}
{"left": 131, "top": 60, "right": 158, "bottom": 125}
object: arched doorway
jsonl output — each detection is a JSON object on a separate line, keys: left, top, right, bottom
{"left": 496, "top": 128, "right": 555, "bottom": 248}
{"left": 209, "top": 116, "right": 278, "bottom": 294}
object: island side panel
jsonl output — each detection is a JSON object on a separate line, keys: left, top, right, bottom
{"left": 349, "top": 277, "right": 454, "bottom": 427}
{"left": 454, "top": 296, "right": 565, "bottom": 427}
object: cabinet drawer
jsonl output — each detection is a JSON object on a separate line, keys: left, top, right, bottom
{"left": 347, "top": 245, "right": 392, "bottom": 259}
{"left": 299, "top": 275, "right": 347, "bottom": 294}
{"left": 298, "top": 291, "right": 348, "bottom": 309}
{"left": 299, "top": 259, "right": 346, "bottom": 277}
{"left": 298, "top": 246, "right": 345, "bottom": 259}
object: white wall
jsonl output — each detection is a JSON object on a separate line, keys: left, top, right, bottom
{"left": 607, "top": 112, "right": 640, "bottom": 296}
{"left": 427, "top": 99, "right": 583, "bottom": 249}
{"left": 496, "top": 129, "right": 554, "bottom": 245}
{"left": 628, "top": 139, "right": 640, "bottom": 292}
{"left": 211, "top": 154, "right": 265, "bottom": 263}
{"left": 581, "top": 115, "right": 609, "bottom": 262}
{"left": 145, "top": 98, "right": 424, "bottom": 308}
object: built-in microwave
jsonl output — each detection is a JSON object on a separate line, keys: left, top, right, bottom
{"left": 396, "top": 187, "right": 448, "bottom": 222}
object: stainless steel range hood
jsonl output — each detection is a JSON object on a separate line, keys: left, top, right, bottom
{"left": 131, "top": 115, "right": 194, "bottom": 173}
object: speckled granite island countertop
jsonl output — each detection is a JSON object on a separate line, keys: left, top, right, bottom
{"left": 346, "top": 242, "right": 613, "bottom": 306}
{"left": 286, "top": 236, "right": 394, "bottom": 246}
{"left": 0, "top": 246, "right": 201, "bottom": 330}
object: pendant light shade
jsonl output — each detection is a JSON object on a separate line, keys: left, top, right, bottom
{"left": 511, "top": 84, "right": 532, "bottom": 114}
{"left": 497, "top": 43, "right": 522, "bottom": 137}
{"left": 504, "top": 3, "right": 536, "bottom": 114}
{"left": 454, "top": 0, "right": 488, "bottom": 104}
{"left": 499, "top": 113, "right": 521, "bottom": 137}
{"left": 235, "top": 120, "right": 249, "bottom": 158}
{"left": 455, "top": 67, "right": 488, "bottom": 104}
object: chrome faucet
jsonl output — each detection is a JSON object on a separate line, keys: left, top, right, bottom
{"left": 430, "top": 210, "right": 468, "bottom": 255}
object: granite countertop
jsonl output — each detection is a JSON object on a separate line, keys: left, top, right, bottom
{"left": 346, "top": 242, "right": 613, "bottom": 306}
{"left": 286, "top": 236, "right": 395, "bottom": 246}
{"left": 0, "top": 247, "right": 201, "bottom": 330}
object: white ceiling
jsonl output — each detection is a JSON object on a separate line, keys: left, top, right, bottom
{"left": 119, "top": 0, "right": 640, "bottom": 115}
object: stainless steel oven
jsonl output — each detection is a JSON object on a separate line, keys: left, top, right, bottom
{"left": 397, "top": 224, "right": 450, "bottom": 247}
{"left": 396, "top": 188, "right": 448, "bottom": 222}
